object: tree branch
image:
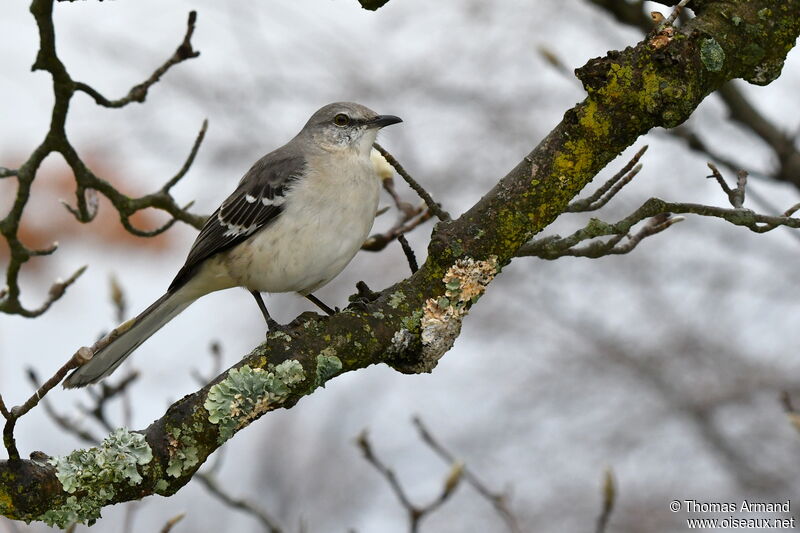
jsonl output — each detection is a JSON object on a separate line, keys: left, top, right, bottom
{"left": 0, "top": 2, "right": 205, "bottom": 319}
{"left": 74, "top": 11, "right": 200, "bottom": 108}
{"left": 357, "top": 430, "right": 462, "bottom": 533}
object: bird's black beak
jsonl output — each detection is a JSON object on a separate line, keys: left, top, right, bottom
{"left": 368, "top": 115, "right": 403, "bottom": 128}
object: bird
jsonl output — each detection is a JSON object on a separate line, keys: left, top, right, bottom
{"left": 64, "top": 102, "right": 402, "bottom": 388}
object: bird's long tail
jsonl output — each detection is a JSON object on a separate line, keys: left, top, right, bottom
{"left": 64, "top": 289, "right": 196, "bottom": 388}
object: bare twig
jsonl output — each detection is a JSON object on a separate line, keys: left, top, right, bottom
{"left": 520, "top": 164, "right": 800, "bottom": 260}
{"left": 159, "top": 512, "right": 186, "bottom": 533}
{"left": 362, "top": 173, "right": 434, "bottom": 252}
{"left": 780, "top": 392, "right": 800, "bottom": 435}
{"left": 398, "top": 234, "right": 419, "bottom": 274}
{"left": 0, "top": 168, "right": 19, "bottom": 178}
{"left": 357, "top": 429, "right": 463, "bottom": 533}
{"left": 0, "top": 395, "right": 9, "bottom": 420}
{"left": 661, "top": 0, "right": 691, "bottom": 29}
{"left": 373, "top": 143, "right": 450, "bottom": 221}
{"left": 707, "top": 163, "right": 747, "bottom": 208}
{"left": 595, "top": 469, "right": 616, "bottom": 533}
{"left": 191, "top": 341, "right": 224, "bottom": 386}
{"left": 27, "top": 369, "right": 100, "bottom": 445}
{"left": 109, "top": 274, "right": 128, "bottom": 324}
{"left": 75, "top": 11, "right": 200, "bottom": 108}
{"left": 82, "top": 371, "right": 140, "bottom": 433}
{"left": 568, "top": 146, "right": 648, "bottom": 212}
{"left": 3, "top": 348, "right": 92, "bottom": 460}
{"left": 362, "top": 208, "right": 433, "bottom": 252}
{"left": 163, "top": 120, "right": 208, "bottom": 192}
{"left": 519, "top": 211, "right": 683, "bottom": 260}
{"left": 412, "top": 417, "right": 522, "bottom": 533}
{"left": 195, "top": 472, "right": 283, "bottom": 533}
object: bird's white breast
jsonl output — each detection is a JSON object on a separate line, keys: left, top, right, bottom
{"left": 221, "top": 151, "right": 380, "bottom": 294}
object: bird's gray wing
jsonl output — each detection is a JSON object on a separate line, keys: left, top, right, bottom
{"left": 168, "top": 149, "right": 306, "bottom": 292}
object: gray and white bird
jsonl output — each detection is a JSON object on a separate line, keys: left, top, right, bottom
{"left": 64, "top": 102, "right": 402, "bottom": 388}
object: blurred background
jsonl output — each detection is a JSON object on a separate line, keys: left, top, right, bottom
{"left": 2, "top": 1, "right": 800, "bottom": 531}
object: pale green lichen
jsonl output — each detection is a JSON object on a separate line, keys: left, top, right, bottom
{"left": 315, "top": 350, "right": 343, "bottom": 387}
{"left": 204, "top": 361, "right": 306, "bottom": 443}
{"left": 401, "top": 309, "right": 423, "bottom": 332}
{"left": 388, "top": 291, "right": 406, "bottom": 309}
{"left": 165, "top": 427, "right": 199, "bottom": 478}
{"left": 40, "top": 428, "right": 153, "bottom": 527}
{"left": 267, "top": 330, "right": 293, "bottom": 343}
{"left": 155, "top": 479, "right": 169, "bottom": 494}
{"left": 700, "top": 38, "right": 725, "bottom": 72}
{"left": 417, "top": 256, "right": 500, "bottom": 372}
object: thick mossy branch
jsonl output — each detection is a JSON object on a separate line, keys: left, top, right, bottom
{"left": 1, "top": 0, "right": 799, "bottom": 525}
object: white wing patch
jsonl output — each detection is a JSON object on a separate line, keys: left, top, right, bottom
{"left": 262, "top": 196, "right": 287, "bottom": 207}
{"left": 217, "top": 211, "right": 259, "bottom": 238}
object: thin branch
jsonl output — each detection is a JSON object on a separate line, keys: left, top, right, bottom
{"left": 412, "top": 417, "right": 521, "bottom": 533}
{"left": 373, "top": 143, "right": 450, "bottom": 221}
{"left": 362, "top": 174, "right": 433, "bottom": 252}
{"left": 780, "top": 392, "right": 800, "bottom": 436}
{"left": 357, "top": 429, "right": 462, "bottom": 533}
{"left": 661, "top": 0, "right": 691, "bottom": 29}
{"left": 357, "top": 430, "right": 418, "bottom": 515}
{"left": 398, "top": 234, "right": 419, "bottom": 274}
{"left": 520, "top": 164, "right": 800, "bottom": 260}
{"left": 159, "top": 513, "right": 186, "bottom": 533}
{"left": 519, "top": 211, "right": 682, "bottom": 260}
{"left": 75, "top": 11, "right": 200, "bottom": 108}
{"left": 0, "top": 396, "right": 9, "bottom": 420}
{"left": 163, "top": 120, "right": 208, "bottom": 192}
{"left": 194, "top": 473, "right": 283, "bottom": 533}
{"left": 3, "top": 348, "right": 91, "bottom": 460}
{"left": 0, "top": 168, "right": 18, "bottom": 179}
{"left": 27, "top": 369, "right": 100, "bottom": 446}
{"left": 81, "top": 371, "right": 140, "bottom": 433}
{"left": 568, "top": 146, "right": 648, "bottom": 212}
{"left": 362, "top": 208, "right": 432, "bottom": 251}
{"left": 595, "top": 468, "right": 616, "bottom": 533}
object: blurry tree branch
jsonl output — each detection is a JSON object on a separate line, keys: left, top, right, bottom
{"left": 2, "top": 0, "right": 799, "bottom": 527}
{"left": 0, "top": 4, "right": 204, "bottom": 319}
{"left": 74, "top": 12, "right": 199, "bottom": 108}
{"left": 595, "top": 469, "right": 616, "bottom": 533}
{"left": 412, "top": 417, "right": 521, "bottom": 533}
{"left": 194, "top": 472, "right": 283, "bottom": 533}
{"left": 357, "top": 429, "right": 463, "bottom": 533}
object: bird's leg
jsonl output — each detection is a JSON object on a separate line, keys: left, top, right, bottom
{"left": 347, "top": 281, "right": 381, "bottom": 311}
{"left": 305, "top": 294, "right": 337, "bottom": 316}
{"left": 250, "top": 291, "right": 280, "bottom": 332}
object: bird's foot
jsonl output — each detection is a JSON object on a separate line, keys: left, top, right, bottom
{"left": 264, "top": 318, "right": 286, "bottom": 337}
{"left": 347, "top": 281, "right": 381, "bottom": 311}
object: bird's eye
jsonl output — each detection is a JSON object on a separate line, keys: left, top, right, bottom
{"left": 333, "top": 113, "right": 350, "bottom": 127}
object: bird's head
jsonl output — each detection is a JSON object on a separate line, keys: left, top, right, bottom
{"left": 301, "top": 102, "right": 402, "bottom": 156}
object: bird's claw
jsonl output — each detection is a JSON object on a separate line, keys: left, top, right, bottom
{"left": 347, "top": 281, "right": 380, "bottom": 311}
